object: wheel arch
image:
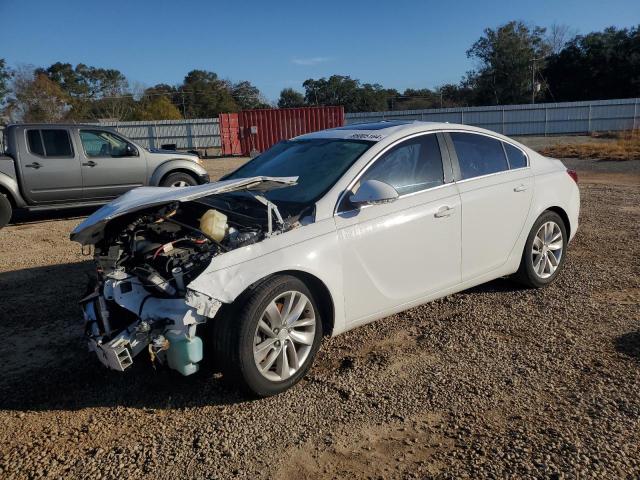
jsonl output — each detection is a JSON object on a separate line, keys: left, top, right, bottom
{"left": 232, "top": 269, "right": 336, "bottom": 337}
{"left": 149, "top": 158, "right": 208, "bottom": 186}
{"left": 0, "top": 184, "right": 17, "bottom": 208}
{"left": 159, "top": 168, "right": 201, "bottom": 186}
{"left": 545, "top": 205, "right": 571, "bottom": 238}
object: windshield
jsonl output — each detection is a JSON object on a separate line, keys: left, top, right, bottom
{"left": 224, "top": 138, "right": 373, "bottom": 205}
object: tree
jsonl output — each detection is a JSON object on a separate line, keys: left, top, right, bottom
{"left": 40, "top": 62, "right": 132, "bottom": 120}
{"left": 466, "top": 21, "right": 551, "bottom": 105}
{"left": 547, "top": 23, "right": 578, "bottom": 55}
{"left": 277, "top": 88, "right": 306, "bottom": 108}
{"left": 178, "top": 70, "right": 239, "bottom": 118}
{"left": 133, "top": 95, "right": 182, "bottom": 120}
{"left": 0, "top": 59, "right": 12, "bottom": 108}
{"left": 302, "top": 75, "right": 393, "bottom": 112}
{"left": 543, "top": 26, "right": 640, "bottom": 101}
{"left": 11, "top": 68, "right": 69, "bottom": 122}
{"left": 232, "top": 80, "right": 269, "bottom": 110}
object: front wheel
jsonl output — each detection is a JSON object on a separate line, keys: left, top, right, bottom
{"left": 514, "top": 210, "right": 568, "bottom": 288}
{"left": 161, "top": 172, "right": 199, "bottom": 187}
{"left": 0, "top": 193, "right": 12, "bottom": 228}
{"left": 211, "top": 275, "right": 323, "bottom": 397}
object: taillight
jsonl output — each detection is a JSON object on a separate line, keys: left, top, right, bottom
{"left": 567, "top": 169, "right": 578, "bottom": 184}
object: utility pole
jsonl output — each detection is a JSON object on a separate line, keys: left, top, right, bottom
{"left": 531, "top": 58, "right": 536, "bottom": 104}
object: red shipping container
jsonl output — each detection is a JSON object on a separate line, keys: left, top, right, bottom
{"left": 237, "top": 106, "right": 344, "bottom": 156}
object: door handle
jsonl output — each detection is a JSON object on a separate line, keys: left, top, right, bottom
{"left": 513, "top": 184, "right": 528, "bottom": 192}
{"left": 25, "top": 162, "right": 42, "bottom": 169}
{"left": 434, "top": 205, "right": 455, "bottom": 218}
{"left": 82, "top": 160, "right": 97, "bottom": 167}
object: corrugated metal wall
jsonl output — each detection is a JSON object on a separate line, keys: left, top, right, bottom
{"left": 97, "top": 118, "right": 220, "bottom": 150}
{"left": 4, "top": 98, "right": 636, "bottom": 155}
{"left": 345, "top": 98, "right": 640, "bottom": 135}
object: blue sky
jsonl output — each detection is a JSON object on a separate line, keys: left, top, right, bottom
{"left": 1, "top": 0, "right": 638, "bottom": 101}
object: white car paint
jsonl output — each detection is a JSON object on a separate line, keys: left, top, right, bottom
{"left": 186, "top": 122, "right": 579, "bottom": 337}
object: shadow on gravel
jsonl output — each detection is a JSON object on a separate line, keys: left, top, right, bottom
{"left": 0, "top": 265, "right": 525, "bottom": 413}
{"left": 464, "top": 277, "right": 528, "bottom": 294}
{"left": 0, "top": 261, "right": 251, "bottom": 412}
{"left": 9, "top": 205, "right": 99, "bottom": 225}
{"left": 615, "top": 332, "right": 640, "bottom": 362}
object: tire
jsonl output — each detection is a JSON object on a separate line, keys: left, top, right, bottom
{"left": 514, "top": 210, "right": 568, "bottom": 288}
{"left": 211, "top": 275, "right": 323, "bottom": 397}
{"left": 161, "top": 172, "right": 199, "bottom": 188}
{"left": 0, "top": 193, "right": 12, "bottom": 228}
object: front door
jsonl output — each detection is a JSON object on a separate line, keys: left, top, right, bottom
{"left": 334, "top": 133, "right": 462, "bottom": 325}
{"left": 77, "top": 129, "right": 147, "bottom": 200}
{"left": 19, "top": 128, "right": 83, "bottom": 204}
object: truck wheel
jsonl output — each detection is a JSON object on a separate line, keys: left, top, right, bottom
{"left": 211, "top": 275, "right": 323, "bottom": 397}
{"left": 161, "top": 172, "right": 199, "bottom": 187}
{"left": 0, "top": 194, "right": 12, "bottom": 228}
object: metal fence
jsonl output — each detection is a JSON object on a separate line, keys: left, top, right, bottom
{"left": 97, "top": 117, "right": 220, "bottom": 150}
{"left": 3, "top": 98, "right": 638, "bottom": 154}
{"left": 345, "top": 98, "right": 640, "bottom": 136}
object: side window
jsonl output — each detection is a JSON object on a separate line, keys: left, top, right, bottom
{"left": 80, "top": 130, "right": 131, "bottom": 158}
{"left": 27, "top": 130, "right": 45, "bottom": 156}
{"left": 358, "top": 134, "right": 444, "bottom": 196}
{"left": 26, "top": 129, "right": 73, "bottom": 157}
{"left": 450, "top": 132, "right": 508, "bottom": 180}
{"left": 503, "top": 142, "right": 528, "bottom": 169}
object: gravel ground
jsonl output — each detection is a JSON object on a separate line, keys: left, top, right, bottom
{"left": 0, "top": 155, "right": 638, "bottom": 479}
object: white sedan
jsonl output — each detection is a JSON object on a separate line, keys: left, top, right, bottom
{"left": 72, "top": 121, "right": 580, "bottom": 396}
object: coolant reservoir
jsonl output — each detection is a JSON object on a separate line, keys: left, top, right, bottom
{"left": 200, "top": 209, "right": 227, "bottom": 242}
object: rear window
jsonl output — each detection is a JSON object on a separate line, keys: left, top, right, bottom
{"left": 450, "top": 132, "right": 508, "bottom": 180}
{"left": 26, "top": 129, "right": 73, "bottom": 157}
{"left": 503, "top": 142, "right": 528, "bottom": 169}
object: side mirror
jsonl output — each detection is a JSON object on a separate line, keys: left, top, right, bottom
{"left": 349, "top": 179, "right": 399, "bottom": 207}
{"left": 126, "top": 144, "right": 138, "bottom": 157}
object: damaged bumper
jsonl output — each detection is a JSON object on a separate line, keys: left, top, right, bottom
{"left": 81, "top": 270, "right": 221, "bottom": 375}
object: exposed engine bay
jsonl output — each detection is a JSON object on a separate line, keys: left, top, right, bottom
{"left": 74, "top": 178, "right": 305, "bottom": 376}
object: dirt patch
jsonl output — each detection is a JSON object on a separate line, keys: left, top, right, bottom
{"left": 278, "top": 412, "right": 452, "bottom": 479}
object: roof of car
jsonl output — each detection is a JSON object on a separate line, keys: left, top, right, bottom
{"left": 294, "top": 120, "right": 524, "bottom": 148}
{"left": 295, "top": 120, "right": 460, "bottom": 142}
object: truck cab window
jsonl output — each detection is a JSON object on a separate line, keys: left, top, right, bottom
{"left": 26, "top": 129, "right": 73, "bottom": 157}
{"left": 80, "top": 130, "right": 132, "bottom": 158}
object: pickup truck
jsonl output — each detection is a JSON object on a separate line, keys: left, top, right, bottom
{"left": 0, "top": 124, "right": 210, "bottom": 227}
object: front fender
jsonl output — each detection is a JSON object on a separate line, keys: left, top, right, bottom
{"left": 149, "top": 159, "right": 209, "bottom": 186}
{"left": 187, "top": 218, "right": 347, "bottom": 335}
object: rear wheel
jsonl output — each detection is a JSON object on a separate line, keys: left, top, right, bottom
{"left": 211, "top": 275, "right": 323, "bottom": 397}
{"left": 161, "top": 172, "right": 199, "bottom": 187}
{"left": 0, "top": 193, "right": 12, "bottom": 228}
{"left": 514, "top": 210, "right": 568, "bottom": 288}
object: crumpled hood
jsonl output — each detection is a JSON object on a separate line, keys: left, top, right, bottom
{"left": 70, "top": 176, "right": 297, "bottom": 245}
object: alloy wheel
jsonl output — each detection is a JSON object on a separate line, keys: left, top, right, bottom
{"left": 252, "top": 291, "right": 316, "bottom": 382}
{"left": 531, "top": 221, "right": 563, "bottom": 279}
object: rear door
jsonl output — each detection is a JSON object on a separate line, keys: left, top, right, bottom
{"left": 19, "top": 128, "right": 83, "bottom": 203}
{"left": 77, "top": 129, "right": 147, "bottom": 200}
{"left": 444, "top": 132, "right": 533, "bottom": 281}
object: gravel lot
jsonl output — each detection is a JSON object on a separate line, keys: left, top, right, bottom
{"left": 0, "top": 152, "right": 638, "bottom": 479}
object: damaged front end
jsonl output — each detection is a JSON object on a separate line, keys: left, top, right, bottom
{"left": 72, "top": 177, "right": 301, "bottom": 376}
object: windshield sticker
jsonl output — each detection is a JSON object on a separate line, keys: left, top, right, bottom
{"left": 348, "top": 132, "right": 385, "bottom": 141}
